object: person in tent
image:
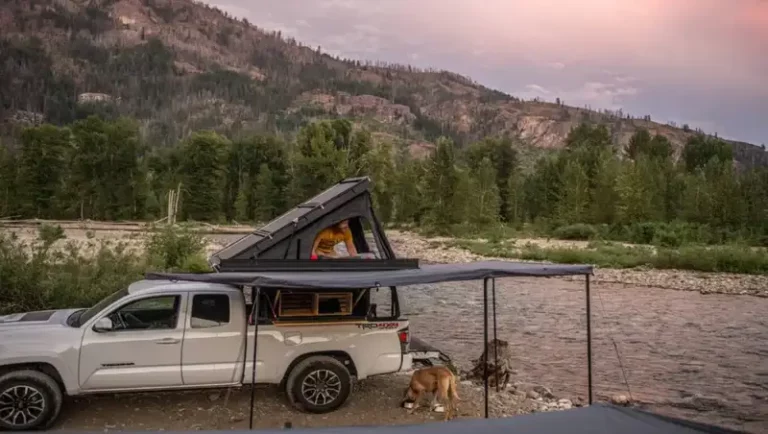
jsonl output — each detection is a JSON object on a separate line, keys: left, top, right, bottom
{"left": 312, "top": 219, "right": 358, "bottom": 258}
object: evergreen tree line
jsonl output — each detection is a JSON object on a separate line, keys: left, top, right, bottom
{"left": 1, "top": 116, "right": 767, "bottom": 246}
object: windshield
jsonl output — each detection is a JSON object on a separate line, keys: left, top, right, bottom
{"left": 75, "top": 288, "right": 130, "bottom": 327}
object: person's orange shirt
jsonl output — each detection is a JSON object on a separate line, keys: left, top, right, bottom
{"left": 313, "top": 227, "right": 354, "bottom": 256}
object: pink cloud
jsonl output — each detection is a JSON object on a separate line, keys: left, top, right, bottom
{"left": 384, "top": 0, "right": 765, "bottom": 93}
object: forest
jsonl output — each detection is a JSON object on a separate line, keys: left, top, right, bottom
{"left": 1, "top": 115, "right": 767, "bottom": 249}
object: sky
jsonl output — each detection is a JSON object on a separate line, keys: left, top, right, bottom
{"left": 203, "top": 0, "right": 768, "bottom": 145}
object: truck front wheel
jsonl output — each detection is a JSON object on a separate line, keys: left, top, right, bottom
{"left": 0, "top": 370, "right": 63, "bottom": 431}
{"left": 285, "top": 356, "right": 352, "bottom": 414}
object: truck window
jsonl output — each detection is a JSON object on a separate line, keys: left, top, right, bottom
{"left": 76, "top": 288, "right": 130, "bottom": 326}
{"left": 107, "top": 295, "right": 180, "bottom": 331}
{"left": 190, "top": 294, "right": 231, "bottom": 328}
{"left": 369, "top": 286, "right": 396, "bottom": 319}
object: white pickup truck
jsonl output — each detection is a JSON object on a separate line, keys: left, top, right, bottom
{"left": 0, "top": 177, "right": 452, "bottom": 431}
{"left": 0, "top": 278, "right": 415, "bottom": 430}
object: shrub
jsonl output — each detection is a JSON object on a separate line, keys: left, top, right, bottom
{"left": 0, "top": 225, "right": 211, "bottom": 315}
{"left": 626, "top": 222, "right": 658, "bottom": 244}
{"left": 653, "top": 230, "right": 682, "bottom": 248}
{"left": 0, "top": 233, "right": 145, "bottom": 314}
{"left": 455, "top": 237, "right": 768, "bottom": 274}
{"left": 552, "top": 223, "right": 598, "bottom": 241}
{"left": 145, "top": 225, "right": 208, "bottom": 271}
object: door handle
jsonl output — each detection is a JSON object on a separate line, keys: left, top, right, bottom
{"left": 154, "top": 338, "right": 180, "bottom": 345}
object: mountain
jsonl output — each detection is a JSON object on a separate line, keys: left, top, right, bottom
{"left": 1, "top": 0, "right": 766, "bottom": 166}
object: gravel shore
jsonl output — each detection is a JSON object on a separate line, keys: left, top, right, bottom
{"left": 385, "top": 230, "right": 768, "bottom": 298}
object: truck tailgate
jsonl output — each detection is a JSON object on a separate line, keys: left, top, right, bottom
{"left": 409, "top": 337, "right": 452, "bottom": 366}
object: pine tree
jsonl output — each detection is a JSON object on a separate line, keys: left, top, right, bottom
{"left": 588, "top": 149, "right": 619, "bottom": 224}
{"left": 505, "top": 171, "right": 523, "bottom": 225}
{"left": 391, "top": 153, "right": 423, "bottom": 224}
{"left": 616, "top": 157, "right": 664, "bottom": 224}
{"left": 424, "top": 137, "right": 460, "bottom": 230}
{"left": 555, "top": 159, "right": 589, "bottom": 224}
{"left": 366, "top": 143, "right": 395, "bottom": 223}
{"left": 467, "top": 157, "right": 500, "bottom": 226}
{"left": 625, "top": 129, "right": 651, "bottom": 161}
{"left": 178, "top": 131, "right": 230, "bottom": 222}
{"left": 234, "top": 173, "right": 251, "bottom": 222}
{"left": 16, "top": 124, "right": 72, "bottom": 218}
{"left": 0, "top": 146, "right": 17, "bottom": 217}
{"left": 680, "top": 170, "right": 712, "bottom": 224}
{"left": 252, "top": 164, "right": 277, "bottom": 223}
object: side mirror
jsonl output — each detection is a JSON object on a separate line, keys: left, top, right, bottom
{"left": 93, "top": 317, "right": 114, "bottom": 332}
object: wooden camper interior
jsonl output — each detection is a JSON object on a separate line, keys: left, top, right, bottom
{"left": 246, "top": 287, "right": 393, "bottom": 325}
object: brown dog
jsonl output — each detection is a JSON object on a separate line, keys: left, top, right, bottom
{"left": 402, "top": 366, "right": 459, "bottom": 421}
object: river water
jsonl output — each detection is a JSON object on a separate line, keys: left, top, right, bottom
{"left": 398, "top": 277, "right": 768, "bottom": 433}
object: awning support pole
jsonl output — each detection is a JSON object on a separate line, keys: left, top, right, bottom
{"left": 249, "top": 287, "right": 262, "bottom": 430}
{"left": 483, "top": 277, "right": 489, "bottom": 419}
{"left": 586, "top": 274, "right": 593, "bottom": 405}
{"left": 492, "top": 277, "right": 499, "bottom": 392}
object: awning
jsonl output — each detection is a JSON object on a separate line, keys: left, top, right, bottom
{"left": 145, "top": 260, "right": 594, "bottom": 289}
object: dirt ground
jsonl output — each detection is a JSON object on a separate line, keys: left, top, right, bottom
{"left": 54, "top": 374, "right": 550, "bottom": 431}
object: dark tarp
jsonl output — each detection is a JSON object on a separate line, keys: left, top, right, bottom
{"left": 96, "top": 405, "right": 746, "bottom": 434}
{"left": 146, "top": 260, "right": 593, "bottom": 289}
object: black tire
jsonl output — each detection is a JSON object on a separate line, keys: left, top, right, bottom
{"left": 0, "top": 370, "right": 63, "bottom": 431}
{"left": 285, "top": 356, "right": 351, "bottom": 414}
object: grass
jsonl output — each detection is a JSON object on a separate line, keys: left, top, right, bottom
{"left": 0, "top": 224, "right": 209, "bottom": 315}
{"left": 453, "top": 239, "right": 768, "bottom": 275}
{"left": 399, "top": 220, "right": 768, "bottom": 249}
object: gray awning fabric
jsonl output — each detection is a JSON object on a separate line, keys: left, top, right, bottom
{"left": 146, "top": 260, "right": 593, "bottom": 289}
{"left": 106, "top": 405, "right": 745, "bottom": 434}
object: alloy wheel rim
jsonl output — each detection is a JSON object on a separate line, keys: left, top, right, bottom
{"left": 301, "top": 369, "right": 342, "bottom": 406}
{"left": 0, "top": 385, "right": 46, "bottom": 427}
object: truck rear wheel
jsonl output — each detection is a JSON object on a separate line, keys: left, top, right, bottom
{"left": 285, "top": 356, "right": 351, "bottom": 414}
{"left": 0, "top": 370, "right": 63, "bottom": 431}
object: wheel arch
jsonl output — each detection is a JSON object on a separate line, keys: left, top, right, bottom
{"left": 279, "top": 351, "right": 357, "bottom": 387}
{"left": 0, "top": 362, "right": 66, "bottom": 395}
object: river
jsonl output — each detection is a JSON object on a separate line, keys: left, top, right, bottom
{"left": 396, "top": 277, "right": 768, "bottom": 433}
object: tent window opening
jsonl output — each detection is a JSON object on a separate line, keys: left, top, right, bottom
{"left": 312, "top": 219, "right": 358, "bottom": 258}
{"left": 358, "top": 217, "right": 381, "bottom": 259}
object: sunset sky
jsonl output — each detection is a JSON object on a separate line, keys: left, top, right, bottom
{"left": 204, "top": 0, "right": 768, "bottom": 145}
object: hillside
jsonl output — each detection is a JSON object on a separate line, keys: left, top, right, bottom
{"left": 1, "top": 0, "right": 765, "bottom": 166}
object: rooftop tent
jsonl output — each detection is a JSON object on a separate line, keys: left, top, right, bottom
{"left": 210, "top": 177, "right": 395, "bottom": 270}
